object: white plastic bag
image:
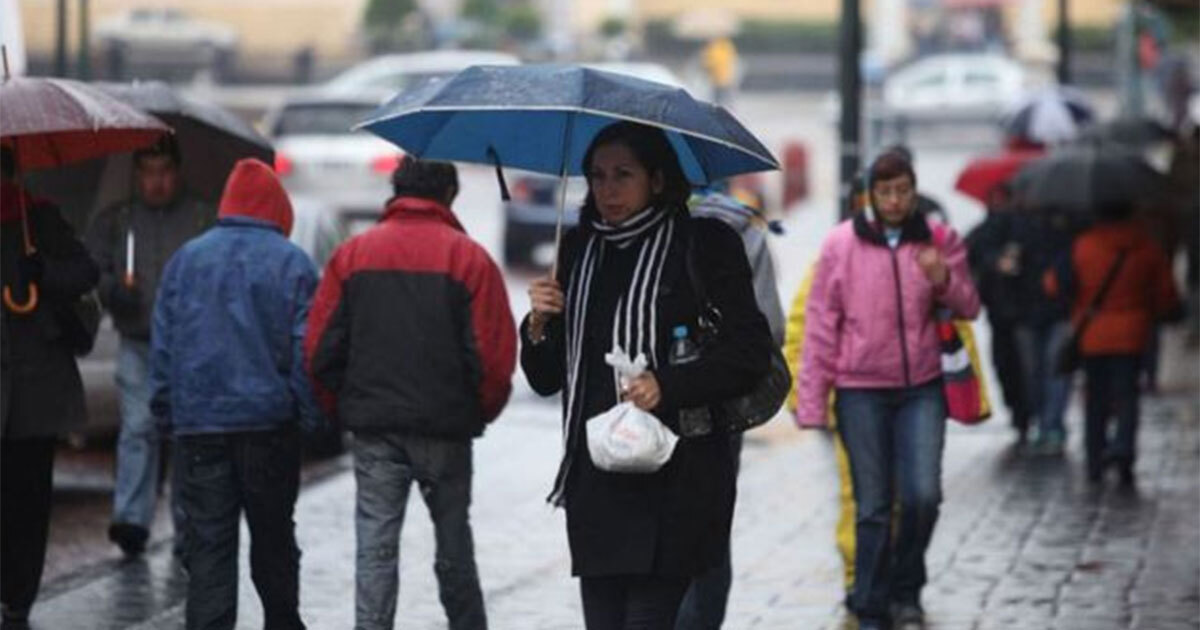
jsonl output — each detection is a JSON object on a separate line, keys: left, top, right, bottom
{"left": 585, "top": 349, "right": 679, "bottom": 473}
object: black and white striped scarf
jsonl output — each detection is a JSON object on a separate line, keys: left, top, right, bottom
{"left": 550, "top": 205, "right": 676, "bottom": 504}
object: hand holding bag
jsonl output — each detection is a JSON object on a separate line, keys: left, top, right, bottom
{"left": 585, "top": 349, "right": 679, "bottom": 473}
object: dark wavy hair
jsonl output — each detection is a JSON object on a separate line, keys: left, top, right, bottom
{"left": 579, "top": 121, "right": 692, "bottom": 224}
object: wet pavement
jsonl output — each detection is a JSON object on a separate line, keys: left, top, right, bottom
{"left": 25, "top": 327, "right": 1199, "bottom": 629}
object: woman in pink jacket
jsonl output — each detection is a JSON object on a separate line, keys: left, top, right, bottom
{"left": 797, "top": 152, "right": 980, "bottom": 630}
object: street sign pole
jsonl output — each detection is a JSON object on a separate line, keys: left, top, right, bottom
{"left": 838, "top": 0, "right": 863, "bottom": 220}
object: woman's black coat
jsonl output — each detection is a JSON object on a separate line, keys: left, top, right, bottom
{"left": 1, "top": 198, "right": 99, "bottom": 439}
{"left": 521, "top": 213, "right": 773, "bottom": 578}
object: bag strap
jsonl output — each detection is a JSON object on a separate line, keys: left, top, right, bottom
{"left": 1073, "top": 249, "right": 1130, "bottom": 338}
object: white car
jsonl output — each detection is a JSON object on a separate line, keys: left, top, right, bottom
{"left": 320, "top": 50, "right": 520, "bottom": 97}
{"left": 882, "top": 54, "right": 1028, "bottom": 119}
{"left": 94, "top": 7, "right": 238, "bottom": 78}
{"left": 263, "top": 94, "right": 401, "bottom": 235}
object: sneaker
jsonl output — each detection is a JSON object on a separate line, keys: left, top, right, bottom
{"left": 1030, "top": 434, "right": 1066, "bottom": 457}
{"left": 891, "top": 602, "right": 924, "bottom": 628}
{"left": 108, "top": 522, "right": 149, "bottom": 557}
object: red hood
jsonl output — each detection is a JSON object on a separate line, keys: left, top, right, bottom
{"left": 381, "top": 196, "right": 464, "bottom": 233}
{"left": 218, "top": 158, "right": 294, "bottom": 236}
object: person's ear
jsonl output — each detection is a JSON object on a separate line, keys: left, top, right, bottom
{"left": 444, "top": 185, "right": 459, "bottom": 206}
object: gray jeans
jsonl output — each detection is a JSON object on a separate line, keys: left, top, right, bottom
{"left": 352, "top": 432, "right": 486, "bottom": 630}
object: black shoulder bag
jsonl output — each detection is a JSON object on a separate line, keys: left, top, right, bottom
{"left": 683, "top": 227, "right": 792, "bottom": 434}
{"left": 1055, "top": 250, "right": 1129, "bottom": 374}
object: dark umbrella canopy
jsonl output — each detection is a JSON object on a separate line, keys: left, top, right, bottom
{"left": 1078, "top": 117, "right": 1173, "bottom": 148}
{"left": 25, "top": 81, "right": 273, "bottom": 224}
{"left": 0, "top": 76, "right": 168, "bottom": 170}
{"left": 357, "top": 64, "right": 778, "bottom": 184}
{"left": 1010, "top": 147, "right": 1165, "bottom": 214}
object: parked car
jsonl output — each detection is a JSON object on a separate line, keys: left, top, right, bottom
{"left": 262, "top": 94, "right": 400, "bottom": 235}
{"left": 95, "top": 7, "right": 238, "bottom": 81}
{"left": 74, "top": 194, "right": 347, "bottom": 447}
{"left": 320, "top": 49, "right": 520, "bottom": 96}
{"left": 881, "top": 54, "right": 1028, "bottom": 120}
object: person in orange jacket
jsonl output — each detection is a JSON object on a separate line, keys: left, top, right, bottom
{"left": 1047, "top": 202, "right": 1182, "bottom": 485}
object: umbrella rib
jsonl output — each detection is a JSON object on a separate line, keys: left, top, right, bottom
{"left": 358, "top": 104, "right": 779, "bottom": 169}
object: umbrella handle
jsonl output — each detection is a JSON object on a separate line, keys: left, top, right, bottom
{"left": 3, "top": 283, "right": 39, "bottom": 314}
{"left": 550, "top": 113, "right": 577, "bottom": 281}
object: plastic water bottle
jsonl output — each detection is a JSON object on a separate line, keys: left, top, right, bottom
{"left": 669, "top": 326, "right": 713, "bottom": 436}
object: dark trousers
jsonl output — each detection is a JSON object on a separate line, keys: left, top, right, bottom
{"left": 1083, "top": 355, "right": 1142, "bottom": 477}
{"left": 675, "top": 434, "right": 742, "bottom": 630}
{"left": 0, "top": 437, "right": 56, "bottom": 617}
{"left": 990, "top": 319, "right": 1029, "bottom": 432}
{"left": 581, "top": 574, "right": 691, "bottom": 630}
{"left": 352, "top": 432, "right": 485, "bottom": 630}
{"left": 835, "top": 382, "right": 946, "bottom": 623}
{"left": 177, "top": 428, "right": 304, "bottom": 630}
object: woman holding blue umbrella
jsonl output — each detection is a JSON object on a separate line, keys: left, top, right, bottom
{"left": 521, "top": 121, "right": 773, "bottom": 629}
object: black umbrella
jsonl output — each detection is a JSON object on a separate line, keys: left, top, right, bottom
{"left": 26, "top": 80, "right": 272, "bottom": 227}
{"left": 1077, "top": 117, "right": 1174, "bottom": 148}
{"left": 1009, "top": 146, "right": 1165, "bottom": 215}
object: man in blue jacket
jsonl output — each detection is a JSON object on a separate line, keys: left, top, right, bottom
{"left": 150, "top": 158, "right": 323, "bottom": 630}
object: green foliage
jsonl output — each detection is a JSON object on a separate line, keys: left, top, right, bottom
{"left": 600, "top": 16, "right": 627, "bottom": 39}
{"left": 502, "top": 5, "right": 541, "bottom": 42}
{"left": 363, "top": 0, "right": 416, "bottom": 30}
{"left": 643, "top": 18, "right": 840, "bottom": 55}
{"left": 462, "top": 0, "right": 500, "bottom": 24}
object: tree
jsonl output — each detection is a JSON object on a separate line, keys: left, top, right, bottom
{"left": 502, "top": 5, "right": 541, "bottom": 42}
{"left": 462, "top": 0, "right": 500, "bottom": 24}
{"left": 600, "top": 16, "right": 627, "bottom": 39}
{"left": 362, "top": 0, "right": 419, "bottom": 52}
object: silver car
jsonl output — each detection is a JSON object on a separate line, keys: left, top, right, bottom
{"left": 262, "top": 95, "right": 400, "bottom": 235}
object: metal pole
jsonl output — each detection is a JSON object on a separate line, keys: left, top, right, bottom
{"left": 1056, "top": 0, "right": 1071, "bottom": 84}
{"left": 838, "top": 0, "right": 863, "bottom": 220}
{"left": 55, "top": 0, "right": 68, "bottom": 77}
{"left": 77, "top": 0, "right": 91, "bottom": 80}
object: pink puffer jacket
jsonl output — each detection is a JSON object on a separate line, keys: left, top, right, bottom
{"left": 795, "top": 214, "right": 980, "bottom": 427}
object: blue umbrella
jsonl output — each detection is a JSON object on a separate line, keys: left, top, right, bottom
{"left": 357, "top": 64, "right": 777, "bottom": 273}
{"left": 356, "top": 64, "right": 777, "bottom": 186}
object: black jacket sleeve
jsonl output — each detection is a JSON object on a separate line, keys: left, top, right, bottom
{"left": 34, "top": 202, "right": 99, "bottom": 302}
{"left": 518, "top": 229, "right": 580, "bottom": 398}
{"left": 655, "top": 219, "right": 773, "bottom": 411}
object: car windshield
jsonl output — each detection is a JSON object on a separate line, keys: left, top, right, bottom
{"left": 272, "top": 103, "right": 379, "bottom": 136}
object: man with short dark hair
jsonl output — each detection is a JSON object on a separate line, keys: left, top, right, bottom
{"left": 305, "top": 158, "right": 516, "bottom": 630}
{"left": 85, "top": 136, "right": 215, "bottom": 557}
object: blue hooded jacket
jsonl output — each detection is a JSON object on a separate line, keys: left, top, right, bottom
{"left": 150, "top": 159, "right": 324, "bottom": 435}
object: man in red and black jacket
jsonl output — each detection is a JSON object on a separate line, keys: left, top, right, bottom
{"left": 304, "top": 159, "right": 515, "bottom": 630}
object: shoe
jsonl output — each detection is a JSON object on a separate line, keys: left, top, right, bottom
{"left": 1030, "top": 434, "right": 1066, "bottom": 457}
{"left": 1, "top": 605, "right": 30, "bottom": 630}
{"left": 891, "top": 601, "right": 924, "bottom": 628}
{"left": 1118, "top": 466, "right": 1136, "bottom": 487}
{"left": 108, "top": 522, "right": 149, "bottom": 557}
{"left": 857, "top": 619, "right": 888, "bottom": 630}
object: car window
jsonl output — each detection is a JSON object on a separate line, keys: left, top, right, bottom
{"left": 908, "top": 70, "right": 946, "bottom": 90}
{"left": 964, "top": 70, "right": 998, "bottom": 86}
{"left": 272, "top": 103, "right": 379, "bottom": 136}
{"left": 364, "top": 71, "right": 453, "bottom": 93}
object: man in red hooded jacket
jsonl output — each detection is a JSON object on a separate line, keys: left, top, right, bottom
{"left": 150, "top": 158, "right": 323, "bottom": 630}
{"left": 305, "top": 158, "right": 516, "bottom": 630}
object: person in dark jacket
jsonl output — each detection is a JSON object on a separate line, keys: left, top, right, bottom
{"left": 1, "top": 147, "right": 100, "bottom": 629}
{"left": 304, "top": 159, "right": 516, "bottom": 630}
{"left": 85, "top": 135, "right": 215, "bottom": 557}
{"left": 149, "top": 159, "right": 321, "bottom": 630}
{"left": 522, "top": 121, "right": 773, "bottom": 630}
{"left": 965, "top": 191, "right": 1032, "bottom": 443}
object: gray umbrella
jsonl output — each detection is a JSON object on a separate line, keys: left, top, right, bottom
{"left": 1010, "top": 146, "right": 1165, "bottom": 214}
{"left": 26, "top": 80, "right": 272, "bottom": 228}
{"left": 1077, "top": 117, "right": 1174, "bottom": 148}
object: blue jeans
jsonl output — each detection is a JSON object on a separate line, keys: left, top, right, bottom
{"left": 1015, "top": 321, "right": 1073, "bottom": 441}
{"left": 113, "top": 339, "right": 185, "bottom": 539}
{"left": 352, "top": 432, "right": 485, "bottom": 630}
{"left": 1083, "top": 355, "right": 1142, "bottom": 476}
{"left": 177, "top": 429, "right": 304, "bottom": 630}
{"left": 835, "top": 381, "right": 946, "bottom": 622}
